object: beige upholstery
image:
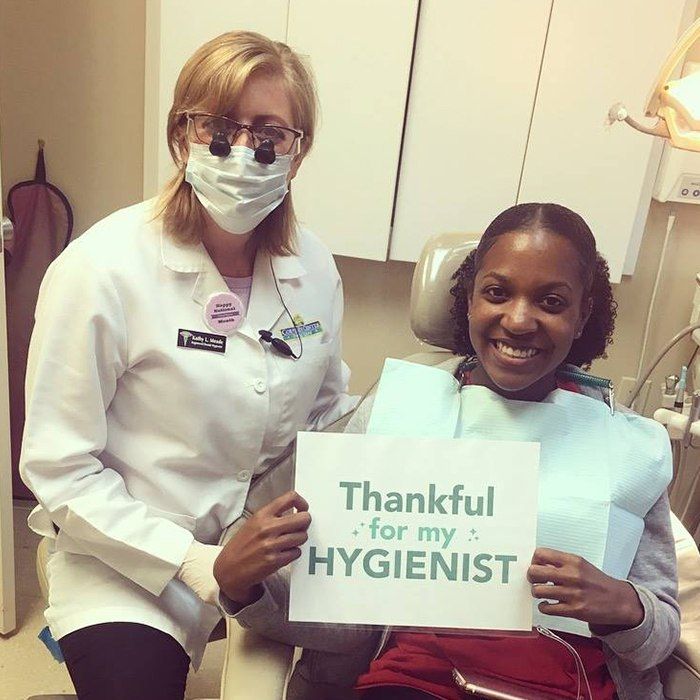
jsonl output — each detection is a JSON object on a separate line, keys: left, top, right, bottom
{"left": 34, "top": 232, "right": 700, "bottom": 699}
{"left": 219, "top": 619, "right": 295, "bottom": 700}
{"left": 36, "top": 536, "right": 49, "bottom": 601}
{"left": 661, "top": 515, "right": 700, "bottom": 700}
{"left": 409, "top": 232, "right": 478, "bottom": 349}
{"left": 674, "top": 515, "right": 700, "bottom": 671}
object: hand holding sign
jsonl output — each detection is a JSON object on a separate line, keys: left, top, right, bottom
{"left": 214, "top": 491, "right": 311, "bottom": 605}
{"left": 528, "top": 547, "right": 644, "bottom": 631}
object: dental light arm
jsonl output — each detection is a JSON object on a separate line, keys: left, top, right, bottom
{"left": 609, "top": 17, "right": 700, "bottom": 152}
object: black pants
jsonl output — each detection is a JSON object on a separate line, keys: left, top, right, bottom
{"left": 59, "top": 622, "right": 190, "bottom": 700}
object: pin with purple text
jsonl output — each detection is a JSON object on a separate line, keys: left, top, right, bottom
{"left": 203, "top": 292, "right": 245, "bottom": 335}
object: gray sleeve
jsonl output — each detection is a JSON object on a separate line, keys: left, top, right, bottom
{"left": 220, "top": 567, "right": 379, "bottom": 654}
{"left": 595, "top": 491, "right": 681, "bottom": 670}
{"left": 343, "top": 392, "right": 375, "bottom": 434}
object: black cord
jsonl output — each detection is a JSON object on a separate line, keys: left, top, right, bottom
{"left": 267, "top": 257, "right": 303, "bottom": 360}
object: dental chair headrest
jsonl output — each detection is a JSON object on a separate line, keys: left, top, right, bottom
{"left": 409, "top": 232, "right": 479, "bottom": 351}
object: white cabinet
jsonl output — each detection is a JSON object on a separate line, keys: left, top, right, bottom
{"left": 518, "top": 0, "right": 689, "bottom": 281}
{"left": 390, "top": 0, "right": 690, "bottom": 281}
{"left": 288, "top": 0, "right": 418, "bottom": 260}
{"left": 145, "top": 0, "right": 692, "bottom": 280}
{"left": 390, "top": 0, "right": 552, "bottom": 262}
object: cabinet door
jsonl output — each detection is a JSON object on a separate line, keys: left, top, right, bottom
{"left": 287, "top": 0, "right": 418, "bottom": 260}
{"left": 518, "top": 0, "right": 689, "bottom": 282}
{"left": 389, "top": 0, "right": 553, "bottom": 262}
{"left": 144, "top": 0, "right": 289, "bottom": 197}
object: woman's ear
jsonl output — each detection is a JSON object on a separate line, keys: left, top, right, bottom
{"left": 178, "top": 139, "right": 190, "bottom": 167}
{"left": 466, "top": 283, "right": 475, "bottom": 317}
{"left": 575, "top": 297, "right": 593, "bottom": 339}
{"left": 288, "top": 151, "right": 305, "bottom": 181}
{"left": 173, "top": 118, "right": 191, "bottom": 167}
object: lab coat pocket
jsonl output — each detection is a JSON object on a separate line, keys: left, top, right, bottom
{"left": 298, "top": 339, "right": 332, "bottom": 366}
{"left": 282, "top": 340, "right": 332, "bottom": 430}
{"left": 145, "top": 505, "right": 197, "bottom": 533}
{"left": 54, "top": 504, "right": 198, "bottom": 559}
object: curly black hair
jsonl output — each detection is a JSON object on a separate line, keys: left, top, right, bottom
{"left": 449, "top": 203, "right": 617, "bottom": 369}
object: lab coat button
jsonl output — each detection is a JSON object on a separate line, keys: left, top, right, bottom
{"left": 237, "top": 470, "right": 252, "bottom": 482}
{"left": 254, "top": 379, "right": 266, "bottom": 394}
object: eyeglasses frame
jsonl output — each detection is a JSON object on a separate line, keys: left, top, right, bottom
{"left": 182, "top": 111, "right": 304, "bottom": 156}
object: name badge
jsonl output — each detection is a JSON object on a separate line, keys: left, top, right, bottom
{"left": 281, "top": 320, "right": 323, "bottom": 341}
{"left": 177, "top": 329, "right": 226, "bottom": 354}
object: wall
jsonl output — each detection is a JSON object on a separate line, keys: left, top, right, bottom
{"left": 1, "top": 0, "right": 699, "bottom": 405}
{"left": 0, "top": 0, "right": 145, "bottom": 237}
{"left": 336, "top": 256, "right": 423, "bottom": 393}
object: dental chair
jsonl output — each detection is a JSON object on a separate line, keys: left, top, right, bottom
{"left": 33, "top": 233, "right": 700, "bottom": 699}
{"left": 218, "top": 232, "right": 700, "bottom": 700}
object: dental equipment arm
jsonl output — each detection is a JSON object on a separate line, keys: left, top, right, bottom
{"left": 609, "top": 16, "right": 700, "bottom": 152}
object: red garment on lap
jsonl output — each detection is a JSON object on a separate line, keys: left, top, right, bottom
{"left": 357, "top": 631, "right": 617, "bottom": 700}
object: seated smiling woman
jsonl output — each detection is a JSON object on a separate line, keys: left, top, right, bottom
{"left": 215, "top": 203, "right": 679, "bottom": 700}
{"left": 353, "top": 203, "right": 679, "bottom": 700}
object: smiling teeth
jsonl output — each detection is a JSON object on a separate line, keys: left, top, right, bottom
{"left": 495, "top": 341, "right": 539, "bottom": 359}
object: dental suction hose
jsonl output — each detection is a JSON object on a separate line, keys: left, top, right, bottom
{"left": 625, "top": 322, "right": 700, "bottom": 408}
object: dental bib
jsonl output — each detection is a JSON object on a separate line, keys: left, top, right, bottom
{"left": 367, "top": 359, "right": 672, "bottom": 636}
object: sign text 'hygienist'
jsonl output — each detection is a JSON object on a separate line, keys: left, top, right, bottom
{"left": 306, "top": 480, "right": 517, "bottom": 584}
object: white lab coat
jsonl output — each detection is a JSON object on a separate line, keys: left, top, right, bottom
{"left": 20, "top": 201, "right": 356, "bottom": 667}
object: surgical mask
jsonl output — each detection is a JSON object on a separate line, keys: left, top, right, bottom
{"left": 184, "top": 143, "right": 291, "bottom": 235}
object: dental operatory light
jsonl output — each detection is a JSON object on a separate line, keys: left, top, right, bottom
{"left": 609, "top": 16, "right": 700, "bottom": 152}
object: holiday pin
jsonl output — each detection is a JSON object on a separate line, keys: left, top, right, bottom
{"left": 203, "top": 291, "right": 245, "bottom": 335}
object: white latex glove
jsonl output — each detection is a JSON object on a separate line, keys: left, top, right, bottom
{"left": 176, "top": 540, "right": 223, "bottom": 607}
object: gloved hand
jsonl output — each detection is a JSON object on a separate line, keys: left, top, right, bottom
{"left": 176, "top": 540, "right": 224, "bottom": 607}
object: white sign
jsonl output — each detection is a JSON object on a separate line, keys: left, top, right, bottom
{"left": 289, "top": 432, "right": 540, "bottom": 631}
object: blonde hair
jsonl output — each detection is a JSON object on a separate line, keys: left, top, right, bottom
{"left": 154, "top": 31, "right": 317, "bottom": 255}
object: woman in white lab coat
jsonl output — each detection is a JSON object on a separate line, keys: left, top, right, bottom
{"left": 20, "top": 30, "right": 355, "bottom": 699}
